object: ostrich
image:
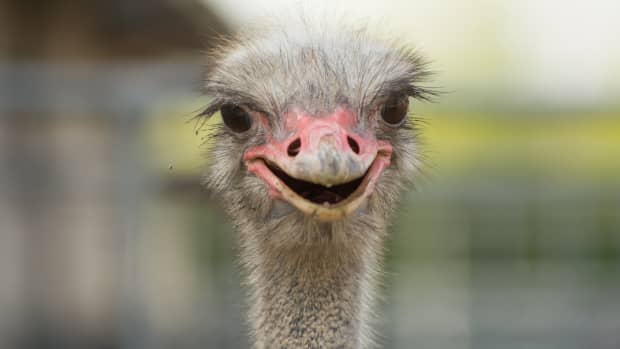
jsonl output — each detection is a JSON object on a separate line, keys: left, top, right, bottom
{"left": 200, "top": 25, "right": 433, "bottom": 348}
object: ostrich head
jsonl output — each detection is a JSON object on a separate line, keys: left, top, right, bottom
{"left": 201, "top": 26, "right": 433, "bottom": 348}
{"left": 203, "top": 28, "right": 431, "bottom": 243}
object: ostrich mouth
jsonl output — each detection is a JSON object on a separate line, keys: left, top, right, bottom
{"left": 266, "top": 162, "right": 366, "bottom": 205}
{"left": 245, "top": 155, "right": 390, "bottom": 221}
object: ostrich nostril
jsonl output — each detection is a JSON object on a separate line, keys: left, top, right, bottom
{"left": 287, "top": 138, "right": 301, "bottom": 157}
{"left": 347, "top": 136, "right": 360, "bottom": 155}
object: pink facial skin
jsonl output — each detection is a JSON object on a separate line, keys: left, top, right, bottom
{"left": 245, "top": 108, "right": 390, "bottom": 183}
{"left": 243, "top": 107, "right": 393, "bottom": 219}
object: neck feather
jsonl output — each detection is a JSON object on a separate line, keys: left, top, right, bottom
{"left": 241, "top": 224, "right": 384, "bottom": 349}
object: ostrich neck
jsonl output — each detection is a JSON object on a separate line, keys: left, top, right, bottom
{"left": 245, "top": 228, "right": 382, "bottom": 349}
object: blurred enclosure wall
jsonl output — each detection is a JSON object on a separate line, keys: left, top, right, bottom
{"left": 0, "top": 1, "right": 619, "bottom": 349}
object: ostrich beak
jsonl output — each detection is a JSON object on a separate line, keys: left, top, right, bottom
{"left": 244, "top": 108, "right": 392, "bottom": 221}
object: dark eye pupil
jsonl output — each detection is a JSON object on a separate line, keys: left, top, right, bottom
{"left": 221, "top": 104, "right": 252, "bottom": 133}
{"left": 380, "top": 97, "right": 409, "bottom": 126}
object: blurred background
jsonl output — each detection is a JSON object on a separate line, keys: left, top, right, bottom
{"left": 1, "top": 0, "right": 619, "bottom": 348}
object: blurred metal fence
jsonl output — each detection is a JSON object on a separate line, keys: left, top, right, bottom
{"left": 1, "top": 48, "right": 619, "bottom": 349}
{"left": 0, "top": 60, "right": 205, "bottom": 349}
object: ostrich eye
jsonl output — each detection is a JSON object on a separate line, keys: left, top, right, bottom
{"left": 221, "top": 104, "right": 252, "bottom": 133}
{"left": 380, "top": 96, "right": 409, "bottom": 126}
